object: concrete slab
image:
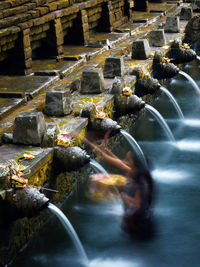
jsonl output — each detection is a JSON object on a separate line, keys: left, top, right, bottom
{"left": 0, "top": 76, "right": 58, "bottom": 99}
{"left": 0, "top": 98, "right": 25, "bottom": 120}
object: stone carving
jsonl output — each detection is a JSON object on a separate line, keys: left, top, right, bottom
{"left": 54, "top": 146, "right": 90, "bottom": 171}
{"left": 168, "top": 39, "right": 196, "bottom": 64}
{"left": 152, "top": 52, "right": 180, "bottom": 79}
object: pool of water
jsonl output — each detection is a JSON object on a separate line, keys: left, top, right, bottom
{"left": 12, "top": 60, "right": 200, "bottom": 267}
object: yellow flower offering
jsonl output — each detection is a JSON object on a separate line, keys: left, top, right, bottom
{"left": 122, "top": 87, "right": 132, "bottom": 96}
{"left": 94, "top": 111, "right": 106, "bottom": 119}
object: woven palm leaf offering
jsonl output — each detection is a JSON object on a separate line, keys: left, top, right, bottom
{"left": 87, "top": 173, "right": 127, "bottom": 202}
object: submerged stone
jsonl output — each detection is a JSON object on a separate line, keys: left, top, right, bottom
{"left": 103, "top": 56, "right": 125, "bottom": 78}
{"left": 13, "top": 112, "right": 47, "bottom": 146}
{"left": 80, "top": 68, "right": 105, "bottom": 94}
{"left": 132, "top": 39, "right": 151, "bottom": 59}
{"left": 164, "top": 16, "right": 180, "bottom": 33}
{"left": 54, "top": 146, "right": 90, "bottom": 171}
{"left": 149, "top": 29, "right": 166, "bottom": 47}
{"left": 44, "top": 90, "right": 72, "bottom": 117}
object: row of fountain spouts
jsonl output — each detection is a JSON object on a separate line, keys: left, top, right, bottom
{"left": 48, "top": 44, "right": 200, "bottom": 265}
{"left": 10, "top": 42, "right": 200, "bottom": 266}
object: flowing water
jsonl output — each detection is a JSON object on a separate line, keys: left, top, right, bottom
{"left": 160, "top": 86, "right": 184, "bottom": 119}
{"left": 179, "top": 70, "right": 200, "bottom": 93}
{"left": 145, "top": 104, "right": 175, "bottom": 142}
{"left": 48, "top": 203, "right": 88, "bottom": 266}
{"left": 120, "top": 129, "right": 148, "bottom": 169}
{"left": 12, "top": 60, "right": 200, "bottom": 267}
{"left": 90, "top": 159, "right": 108, "bottom": 175}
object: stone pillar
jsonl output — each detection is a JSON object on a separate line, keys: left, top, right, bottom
{"left": 13, "top": 112, "right": 47, "bottom": 146}
{"left": 22, "top": 29, "right": 32, "bottom": 75}
{"left": 132, "top": 39, "right": 151, "bottom": 59}
{"left": 192, "top": 0, "right": 200, "bottom": 12}
{"left": 180, "top": 7, "right": 193, "bottom": 20}
{"left": 164, "top": 16, "right": 180, "bottom": 33}
{"left": 44, "top": 90, "right": 72, "bottom": 116}
{"left": 80, "top": 67, "right": 105, "bottom": 94}
{"left": 54, "top": 18, "right": 64, "bottom": 56}
{"left": 103, "top": 56, "right": 125, "bottom": 78}
{"left": 81, "top": 10, "right": 90, "bottom": 45}
{"left": 41, "top": 18, "right": 64, "bottom": 57}
{"left": 149, "top": 29, "right": 166, "bottom": 47}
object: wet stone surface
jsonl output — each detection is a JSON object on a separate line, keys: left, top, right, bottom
{"left": 0, "top": 76, "right": 57, "bottom": 98}
{"left": 0, "top": 98, "right": 25, "bottom": 120}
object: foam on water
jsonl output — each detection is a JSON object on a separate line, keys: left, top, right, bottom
{"left": 183, "top": 119, "right": 200, "bottom": 127}
{"left": 89, "top": 258, "right": 140, "bottom": 267}
{"left": 152, "top": 169, "right": 189, "bottom": 183}
{"left": 175, "top": 140, "right": 200, "bottom": 151}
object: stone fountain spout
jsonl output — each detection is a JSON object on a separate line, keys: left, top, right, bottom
{"left": 7, "top": 187, "right": 49, "bottom": 217}
{"left": 92, "top": 117, "right": 121, "bottom": 133}
{"left": 54, "top": 146, "right": 90, "bottom": 172}
{"left": 152, "top": 52, "right": 180, "bottom": 80}
{"left": 116, "top": 93, "right": 145, "bottom": 115}
{"left": 133, "top": 69, "right": 161, "bottom": 97}
{"left": 168, "top": 39, "right": 197, "bottom": 64}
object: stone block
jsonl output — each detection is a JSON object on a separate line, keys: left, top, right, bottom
{"left": 180, "top": 7, "right": 193, "bottom": 20}
{"left": 13, "top": 112, "right": 47, "bottom": 145}
{"left": 44, "top": 90, "right": 72, "bottom": 116}
{"left": 80, "top": 67, "right": 105, "bottom": 94}
{"left": 132, "top": 39, "right": 151, "bottom": 59}
{"left": 192, "top": 0, "right": 200, "bottom": 12}
{"left": 103, "top": 56, "right": 125, "bottom": 78}
{"left": 164, "top": 16, "right": 180, "bottom": 33}
{"left": 149, "top": 29, "right": 166, "bottom": 47}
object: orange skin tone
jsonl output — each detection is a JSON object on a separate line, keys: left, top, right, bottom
{"left": 83, "top": 132, "right": 142, "bottom": 211}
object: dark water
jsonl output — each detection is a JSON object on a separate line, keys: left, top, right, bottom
{"left": 12, "top": 60, "right": 200, "bottom": 267}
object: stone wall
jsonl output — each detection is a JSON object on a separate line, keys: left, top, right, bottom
{"left": 0, "top": 0, "right": 141, "bottom": 75}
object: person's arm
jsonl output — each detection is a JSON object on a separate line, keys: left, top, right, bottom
{"left": 84, "top": 137, "right": 132, "bottom": 173}
{"left": 121, "top": 190, "right": 141, "bottom": 210}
